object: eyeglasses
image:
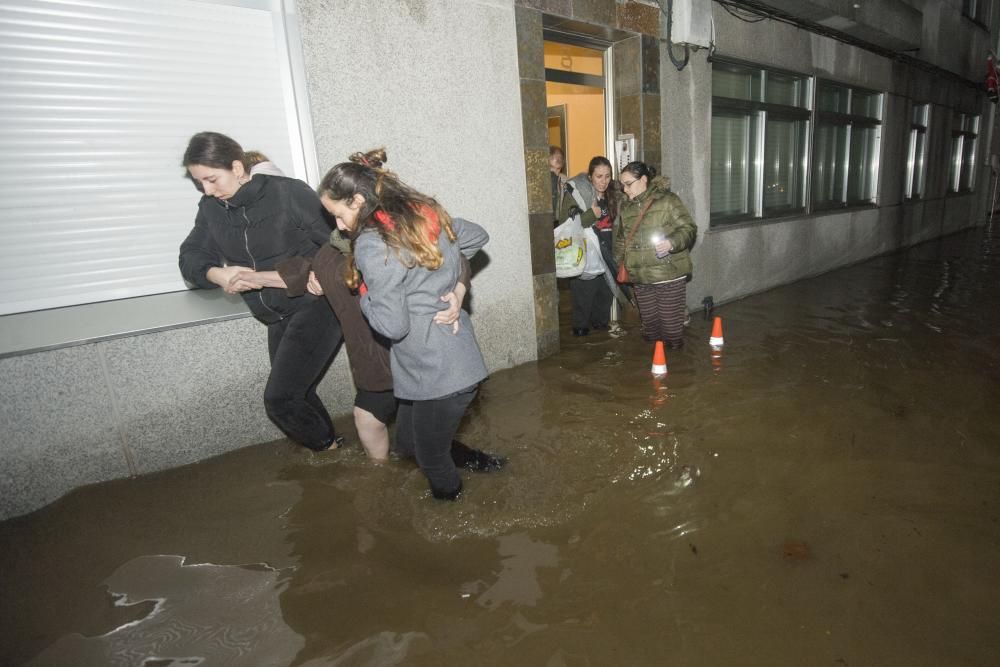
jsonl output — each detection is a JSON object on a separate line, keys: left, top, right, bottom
{"left": 621, "top": 179, "right": 638, "bottom": 189}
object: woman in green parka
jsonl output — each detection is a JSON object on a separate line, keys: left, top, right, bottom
{"left": 613, "top": 161, "right": 697, "bottom": 347}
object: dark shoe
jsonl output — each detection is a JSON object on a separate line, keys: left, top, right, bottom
{"left": 307, "top": 434, "right": 345, "bottom": 452}
{"left": 451, "top": 440, "right": 506, "bottom": 472}
{"left": 431, "top": 480, "right": 463, "bottom": 501}
{"left": 572, "top": 327, "right": 590, "bottom": 337}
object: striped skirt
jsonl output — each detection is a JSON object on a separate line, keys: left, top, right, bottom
{"left": 633, "top": 277, "right": 687, "bottom": 346}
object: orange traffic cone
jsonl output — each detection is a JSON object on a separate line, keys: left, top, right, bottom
{"left": 651, "top": 341, "right": 667, "bottom": 376}
{"left": 709, "top": 316, "right": 724, "bottom": 349}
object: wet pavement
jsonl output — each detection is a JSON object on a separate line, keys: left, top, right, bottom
{"left": 3, "top": 224, "right": 1000, "bottom": 666}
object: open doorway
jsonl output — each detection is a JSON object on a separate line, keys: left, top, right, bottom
{"left": 515, "top": 10, "right": 660, "bottom": 357}
{"left": 544, "top": 36, "right": 623, "bottom": 338}
{"left": 544, "top": 39, "right": 611, "bottom": 178}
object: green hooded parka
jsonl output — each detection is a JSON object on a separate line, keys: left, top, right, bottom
{"left": 613, "top": 176, "right": 696, "bottom": 284}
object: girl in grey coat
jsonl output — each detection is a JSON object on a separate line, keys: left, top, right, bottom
{"left": 318, "top": 148, "right": 490, "bottom": 500}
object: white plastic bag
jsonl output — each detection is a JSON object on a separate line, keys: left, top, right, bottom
{"left": 581, "top": 226, "right": 605, "bottom": 278}
{"left": 554, "top": 215, "right": 585, "bottom": 278}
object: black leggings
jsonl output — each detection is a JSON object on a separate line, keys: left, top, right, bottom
{"left": 264, "top": 297, "right": 343, "bottom": 450}
{"left": 396, "top": 387, "right": 478, "bottom": 494}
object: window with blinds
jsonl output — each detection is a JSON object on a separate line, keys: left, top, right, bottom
{"left": 710, "top": 112, "right": 754, "bottom": 217}
{"left": 949, "top": 112, "right": 979, "bottom": 193}
{"left": 0, "top": 0, "right": 313, "bottom": 316}
{"left": 812, "top": 80, "right": 882, "bottom": 210}
{"left": 905, "top": 103, "right": 929, "bottom": 200}
{"left": 710, "top": 60, "right": 809, "bottom": 225}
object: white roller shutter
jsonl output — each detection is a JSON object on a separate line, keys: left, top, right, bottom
{"left": 0, "top": 0, "right": 313, "bottom": 315}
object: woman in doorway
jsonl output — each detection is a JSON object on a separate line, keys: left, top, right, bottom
{"left": 614, "top": 161, "right": 696, "bottom": 348}
{"left": 317, "top": 148, "right": 491, "bottom": 500}
{"left": 178, "top": 131, "right": 344, "bottom": 452}
{"left": 557, "top": 156, "right": 619, "bottom": 336}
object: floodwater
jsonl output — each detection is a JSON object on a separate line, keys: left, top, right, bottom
{"left": 3, "top": 225, "right": 1000, "bottom": 666}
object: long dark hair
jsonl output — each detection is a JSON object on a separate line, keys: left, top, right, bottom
{"left": 182, "top": 131, "right": 247, "bottom": 171}
{"left": 318, "top": 148, "right": 456, "bottom": 289}
{"left": 588, "top": 156, "right": 619, "bottom": 220}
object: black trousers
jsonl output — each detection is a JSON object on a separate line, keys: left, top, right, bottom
{"left": 570, "top": 275, "right": 613, "bottom": 329}
{"left": 396, "top": 387, "right": 478, "bottom": 494}
{"left": 264, "top": 297, "right": 343, "bottom": 450}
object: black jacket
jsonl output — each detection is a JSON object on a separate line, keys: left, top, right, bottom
{"left": 178, "top": 175, "right": 332, "bottom": 324}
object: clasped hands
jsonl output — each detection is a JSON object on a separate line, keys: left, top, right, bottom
{"left": 209, "top": 266, "right": 283, "bottom": 294}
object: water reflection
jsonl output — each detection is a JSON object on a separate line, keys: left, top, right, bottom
{"left": 28, "top": 556, "right": 302, "bottom": 667}
{"left": 474, "top": 533, "right": 559, "bottom": 609}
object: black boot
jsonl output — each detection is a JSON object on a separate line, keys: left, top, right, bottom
{"left": 450, "top": 440, "right": 506, "bottom": 472}
{"left": 431, "top": 479, "right": 463, "bottom": 501}
{"left": 306, "top": 434, "right": 345, "bottom": 452}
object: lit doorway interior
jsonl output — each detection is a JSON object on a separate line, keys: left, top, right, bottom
{"left": 544, "top": 39, "right": 611, "bottom": 178}
{"left": 545, "top": 37, "right": 619, "bottom": 334}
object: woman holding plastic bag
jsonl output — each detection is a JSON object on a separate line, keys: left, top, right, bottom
{"left": 555, "top": 156, "right": 620, "bottom": 336}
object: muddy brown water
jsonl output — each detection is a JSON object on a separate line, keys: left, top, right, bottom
{"left": 3, "top": 226, "right": 1000, "bottom": 666}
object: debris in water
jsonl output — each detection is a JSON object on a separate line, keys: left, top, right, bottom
{"left": 782, "top": 540, "right": 811, "bottom": 561}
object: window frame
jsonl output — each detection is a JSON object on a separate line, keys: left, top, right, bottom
{"left": 905, "top": 103, "right": 930, "bottom": 201}
{"left": 811, "top": 80, "right": 883, "bottom": 211}
{"left": 0, "top": 0, "right": 317, "bottom": 357}
{"left": 949, "top": 112, "right": 980, "bottom": 193}
{"left": 709, "top": 59, "right": 811, "bottom": 226}
{"left": 962, "top": 0, "right": 992, "bottom": 27}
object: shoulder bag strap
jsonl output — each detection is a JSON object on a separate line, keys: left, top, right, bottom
{"left": 621, "top": 197, "right": 655, "bottom": 263}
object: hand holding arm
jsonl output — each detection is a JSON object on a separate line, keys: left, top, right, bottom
{"left": 307, "top": 271, "right": 324, "bottom": 296}
{"left": 433, "top": 281, "right": 467, "bottom": 334}
{"left": 206, "top": 265, "right": 252, "bottom": 293}
{"left": 227, "top": 269, "right": 287, "bottom": 293}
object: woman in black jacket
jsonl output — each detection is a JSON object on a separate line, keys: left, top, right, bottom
{"left": 179, "top": 131, "right": 343, "bottom": 451}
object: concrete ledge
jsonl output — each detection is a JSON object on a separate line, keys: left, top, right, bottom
{"left": 0, "top": 289, "right": 249, "bottom": 359}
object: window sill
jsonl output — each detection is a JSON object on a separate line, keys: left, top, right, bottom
{"left": 707, "top": 202, "right": 880, "bottom": 233}
{"left": 0, "top": 289, "right": 250, "bottom": 359}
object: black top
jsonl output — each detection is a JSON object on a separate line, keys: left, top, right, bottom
{"left": 178, "top": 175, "right": 332, "bottom": 324}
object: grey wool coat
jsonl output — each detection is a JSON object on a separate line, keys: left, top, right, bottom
{"left": 355, "top": 217, "right": 490, "bottom": 401}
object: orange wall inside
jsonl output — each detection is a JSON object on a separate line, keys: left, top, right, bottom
{"left": 546, "top": 82, "right": 606, "bottom": 177}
